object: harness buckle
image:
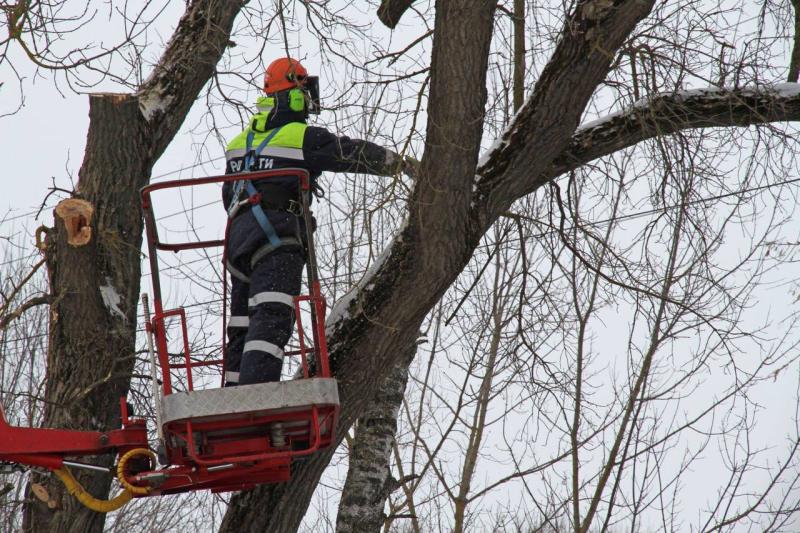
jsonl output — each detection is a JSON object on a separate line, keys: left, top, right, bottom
{"left": 248, "top": 192, "right": 262, "bottom": 205}
{"left": 228, "top": 197, "right": 249, "bottom": 219}
{"left": 287, "top": 200, "right": 303, "bottom": 217}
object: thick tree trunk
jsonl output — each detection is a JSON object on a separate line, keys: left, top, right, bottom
{"left": 24, "top": 94, "right": 152, "bottom": 533}
{"left": 220, "top": 2, "right": 497, "bottom": 531}
{"left": 22, "top": 2, "right": 245, "bottom": 531}
{"left": 336, "top": 343, "right": 416, "bottom": 533}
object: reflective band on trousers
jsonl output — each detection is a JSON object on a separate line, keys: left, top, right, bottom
{"left": 243, "top": 340, "right": 284, "bottom": 360}
{"left": 225, "top": 371, "right": 240, "bottom": 383}
{"left": 228, "top": 316, "right": 249, "bottom": 328}
{"left": 249, "top": 291, "right": 295, "bottom": 308}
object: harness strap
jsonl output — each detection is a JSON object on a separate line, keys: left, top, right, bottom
{"left": 226, "top": 261, "right": 251, "bottom": 283}
{"left": 245, "top": 180, "right": 282, "bottom": 248}
{"left": 250, "top": 236, "right": 303, "bottom": 271}
{"left": 230, "top": 126, "right": 286, "bottom": 247}
{"left": 227, "top": 183, "right": 245, "bottom": 217}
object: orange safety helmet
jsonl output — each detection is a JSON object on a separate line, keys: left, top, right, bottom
{"left": 263, "top": 57, "right": 308, "bottom": 94}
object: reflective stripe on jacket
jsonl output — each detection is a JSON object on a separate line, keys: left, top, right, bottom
{"left": 225, "top": 122, "right": 307, "bottom": 173}
{"left": 222, "top": 104, "right": 399, "bottom": 211}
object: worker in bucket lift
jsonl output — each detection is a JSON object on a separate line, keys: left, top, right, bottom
{"left": 223, "top": 57, "right": 413, "bottom": 387}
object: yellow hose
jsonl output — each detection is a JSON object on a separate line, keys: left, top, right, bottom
{"left": 53, "top": 467, "right": 133, "bottom": 513}
{"left": 116, "top": 448, "right": 156, "bottom": 496}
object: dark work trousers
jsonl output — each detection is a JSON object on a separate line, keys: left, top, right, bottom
{"left": 224, "top": 209, "right": 305, "bottom": 386}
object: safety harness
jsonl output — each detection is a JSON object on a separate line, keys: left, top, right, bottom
{"left": 227, "top": 125, "right": 306, "bottom": 281}
{"left": 227, "top": 126, "right": 284, "bottom": 248}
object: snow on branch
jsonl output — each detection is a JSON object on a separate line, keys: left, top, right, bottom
{"left": 476, "top": 83, "right": 800, "bottom": 204}
{"left": 136, "top": 1, "right": 243, "bottom": 131}
{"left": 325, "top": 220, "right": 408, "bottom": 338}
{"left": 576, "top": 83, "right": 800, "bottom": 133}
{"left": 548, "top": 83, "right": 800, "bottom": 179}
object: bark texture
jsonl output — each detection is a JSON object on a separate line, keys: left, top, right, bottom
{"left": 23, "top": 2, "right": 245, "bottom": 531}
{"left": 336, "top": 343, "right": 416, "bottom": 533}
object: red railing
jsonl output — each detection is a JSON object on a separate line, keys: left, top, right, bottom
{"left": 139, "top": 169, "right": 337, "bottom": 475}
{"left": 0, "top": 169, "right": 339, "bottom": 503}
{"left": 140, "top": 169, "right": 331, "bottom": 395}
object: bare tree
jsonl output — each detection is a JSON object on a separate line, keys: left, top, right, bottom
{"left": 220, "top": 1, "right": 800, "bottom": 530}
{"left": 3, "top": 1, "right": 800, "bottom": 532}
{"left": 3, "top": 2, "right": 246, "bottom": 531}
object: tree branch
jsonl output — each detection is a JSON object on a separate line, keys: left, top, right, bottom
{"left": 0, "top": 258, "right": 45, "bottom": 316}
{"left": 473, "top": 0, "right": 656, "bottom": 224}
{"left": 534, "top": 84, "right": 800, "bottom": 198}
{"left": 377, "top": 0, "right": 416, "bottom": 29}
{"left": 0, "top": 295, "right": 50, "bottom": 330}
{"left": 136, "top": 0, "right": 245, "bottom": 160}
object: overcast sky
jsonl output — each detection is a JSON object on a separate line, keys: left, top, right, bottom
{"left": 2, "top": 3, "right": 799, "bottom": 531}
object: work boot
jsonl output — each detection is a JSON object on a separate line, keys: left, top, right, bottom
{"left": 270, "top": 422, "right": 286, "bottom": 448}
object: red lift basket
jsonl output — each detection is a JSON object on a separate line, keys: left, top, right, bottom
{"left": 138, "top": 168, "right": 339, "bottom": 494}
{"left": 0, "top": 169, "right": 339, "bottom": 503}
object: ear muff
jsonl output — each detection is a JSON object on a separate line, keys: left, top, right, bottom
{"left": 288, "top": 88, "right": 305, "bottom": 112}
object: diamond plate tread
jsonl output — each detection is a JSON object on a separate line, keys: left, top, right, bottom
{"left": 161, "top": 378, "right": 339, "bottom": 426}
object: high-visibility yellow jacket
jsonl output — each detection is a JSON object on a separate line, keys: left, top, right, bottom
{"left": 223, "top": 97, "right": 398, "bottom": 210}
